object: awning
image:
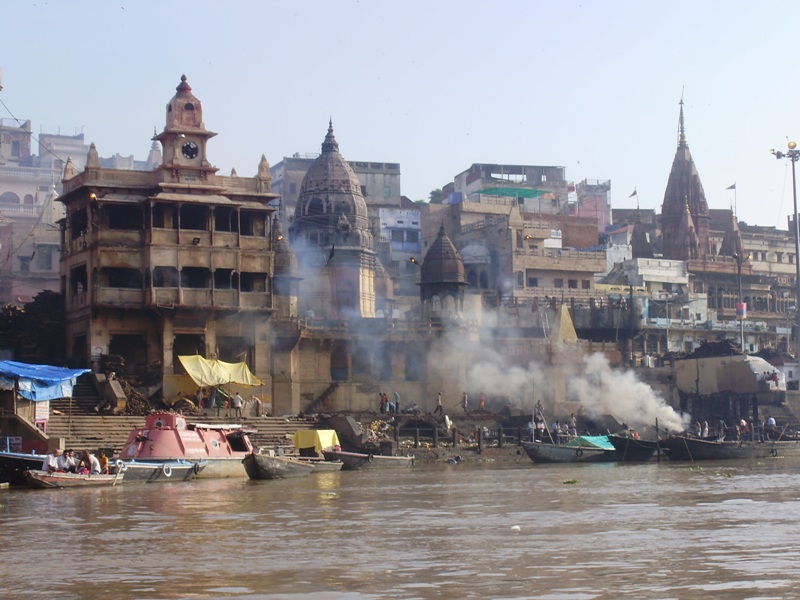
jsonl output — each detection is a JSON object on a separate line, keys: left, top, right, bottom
{"left": 178, "top": 355, "right": 262, "bottom": 387}
{"left": 0, "top": 361, "right": 91, "bottom": 401}
{"left": 293, "top": 429, "right": 340, "bottom": 453}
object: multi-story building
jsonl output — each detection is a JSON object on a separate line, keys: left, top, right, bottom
{"left": 57, "top": 76, "right": 281, "bottom": 401}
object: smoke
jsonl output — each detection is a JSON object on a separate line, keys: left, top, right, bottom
{"left": 566, "top": 353, "right": 688, "bottom": 431}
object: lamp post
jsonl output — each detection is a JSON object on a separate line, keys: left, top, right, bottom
{"left": 772, "top": 141, "right": 800, "bottom": 357}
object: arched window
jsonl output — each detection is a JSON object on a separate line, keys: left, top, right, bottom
{"left": 0, "top": 192, "right": 20, "bottom": 204}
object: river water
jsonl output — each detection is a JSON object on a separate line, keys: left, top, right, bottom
{"left": 3, "top": 459, "right": 800, "bottom": 599}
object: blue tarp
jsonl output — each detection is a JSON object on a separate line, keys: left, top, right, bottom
{"left": 564, "top": 435, "right": 616, "bottom": 450}
{"left": 0, "top": 361, "right": 91, "bottom": 402}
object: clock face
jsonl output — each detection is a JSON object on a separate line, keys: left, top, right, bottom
{"left": 181, "top": 141, "right": 199, "bottom": 159}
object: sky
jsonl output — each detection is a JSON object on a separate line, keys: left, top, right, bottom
{"left": 3, "top": 0, "right": 800, "bottom": 229}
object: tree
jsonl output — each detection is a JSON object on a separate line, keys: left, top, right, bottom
{"left": 429, "top": 189, "right": 443, "bottom": 204}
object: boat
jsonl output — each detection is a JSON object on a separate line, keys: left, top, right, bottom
{"left": 321, "top": 449, "right": 414, "bottom": 470}
{"left": 522, "top": 436, "right": 617, "bottom": 463}
{"left": 118, "top": 412, "right": 254, "bottom": 478}
{"left": 113, "top": 459, "right": 205, "bottom": 483}
{"left": 295, "top": 456, "right": 344, "bottom": 473}
{"left": 242, "top": 453, "right": 315, "bottom": 480}
{"left": 0, "top": 451, "right": 49, "bottom": 485}
{"left": 658, "top": 435, "right": 800, "bottom": 461}
{"left": 24, "top": 469, "right": 124, "bottom": 488}
{"left": 291, "top": 429, "right": 344, "bottom": 473}
{"left": 606, "top": 434, "right": 659, "bottom": 462}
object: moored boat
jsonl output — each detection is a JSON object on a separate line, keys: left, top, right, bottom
{"left": 658, "top": 435, "right": 800, "bottom": 461}
{"left": 296, "top": 456, "right": 344, "bottom": 473}
{"left": 242, "top": 453, "right": 315, "bottom": 480}
{"left": 522, "top": 436, "right": 617, "bottom": 463}
{"left": 607, "top": 434, "right": 659, "bottom": 462}
{"left": 321, "top": 449, "right": 414, "bottom": 470}
{"left": 118, "top": 412, "right": 254, "bottom": 478}
{"left": 24, "top": 469, "right": 124, "bottom": 488}
{"left": 113, "top": 459, "right": 205, "bottom": 483}
{"left": 0, "top": 451, "right": 48, "bottom": 485}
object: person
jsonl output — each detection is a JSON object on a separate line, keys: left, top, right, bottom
{"left": 479, "top": 392, "right": 486, "bottom": 410}
{"left": 253, "top": 395, "right": 262, "bottom": 417}
{"left": 569, "top": 413, "right": 577, "bottom": 429}
{"left": 97, "top": 451, "right": 109, "bottom": 475}
{"left": 526, "top": 419, "right": 534, "bottom": 442}
{"left": 551, "top": 421, "right": 560, "bottom": 443}
{"left": 434, "top": 392, "right": 443, "bottom": 416}
{"left": 41, "top": 449, "right": 61, "bottom": 473}
{"left": 215, "top": 392, "right": 224, "bottom": 417}
{"left": 232, "top": 392, "right": 244, "bottom": 418}
{"left": 79, "top": 451, "right": 101, "bottom": 475}
{"left": 195, "top": 388, "right": 204, "bottom": 409}
{"left": 767, "top": 415, "right": 776, "bottom": 427}
{"left": 393, "top": 391, "right": 401, "bottom": 414}
{"left": 462, "top": 392, "right": 469, "bottom": 413}
{"left": 535, "top": 419, "right": 545, "bottom": 441}
{"left": 701, "top": 421, "right": 709, "bottom": 438}
{"left": 209, "top": 387, "right": 217, "bottom": 411}
{"left": 379, "top": 392, "right": 386, "bottom": 414}
{"left": 60, "top": 449, "right": 78, "bottom": 473}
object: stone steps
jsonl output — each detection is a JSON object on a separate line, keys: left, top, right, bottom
{"left": 45, "top": 414, "right": 317, "bottom": 456}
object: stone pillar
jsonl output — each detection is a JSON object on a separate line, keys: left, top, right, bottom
{"left": 272, "top": 345, "right": 299, "bottom": 416}
{"left": 162, "top": 315, "right": 175, "bottom": 375}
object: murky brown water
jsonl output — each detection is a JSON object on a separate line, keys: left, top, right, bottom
{"left": 3, "top": 459, "right": 800, "bottom": 599}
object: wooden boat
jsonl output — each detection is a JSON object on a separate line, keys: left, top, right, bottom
{"left": 522, "top": 441, "right": 614, "bottom": 463}
{"left": 658, "top": 435, "right": 800, "bottom": 461}
{"left": 606, "top": 434, "right": 659, "bottom": 462}
{"left": 118, "top": 412, "right": 254, "bottom": 478}
{"left": 24, "top": 469, "right": 125, "bottom": 488}
{"left": 113, "top": 459, "right": 204, "bottom": 483}
{"left": 0, "top": 451, "right": 49, "bottom": 485}
{"left": 296, "top": 456, "right": 344, "bottom": 473}
{"left": 242, "top": 453, "right": 315, "bottom": 480}
{"left": 321, "top": 449, "right": 414, "bottom": 470}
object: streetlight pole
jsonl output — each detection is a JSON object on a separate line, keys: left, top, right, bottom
{"left": 772, "top": 141, "right": 800, "bottom": 357}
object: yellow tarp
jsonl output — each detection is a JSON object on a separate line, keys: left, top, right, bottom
{"left": 178, "top": 355, "right": 263, "bottom": 387}
{"left": 293, "top": 429, "right": 340, "bottom": 453}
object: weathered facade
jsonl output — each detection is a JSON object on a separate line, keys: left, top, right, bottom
{"left": 58, "top": 76, "right": 280, "bottom": 400}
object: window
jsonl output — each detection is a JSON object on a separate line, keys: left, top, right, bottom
{"left": 516, "top": 230, "right": 523, "bottom": 249}
{"left": 526, "top": 270, "right": 538, "bottom": 287}
{"left": 360, "top": 185, "right": 367, "bottom": 197}
{"left": 289, "top": 182, "right": 296, "bottom": 195}
{"left": 554, "top": 278, "right": 564, "bottom": 289}
{"left": 407, "top": 230, "right": 419, "bottom": 243}
{"left": 11, "top": 141, "right": 20, "bottom": 157}
{"left": 516, "top": 271, "right": 524, "bottom": 287}
{"left": 383, "top": 185, "right": 390, "bottom": 198}
{"left": 777, "top": 252, "right": 784, "bottom": 263}
{"left": 582, "top": 280, "right": 590, "bottom": 290}
{"left": 392, "top": 230, "right": 404, "bottom": 242}
{"left": 568, "top": 279, "right": 578, "bottom": 289}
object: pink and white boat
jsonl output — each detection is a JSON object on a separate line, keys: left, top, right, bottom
{"left": 119, "top": 412, "right": 254, "bottom": 478}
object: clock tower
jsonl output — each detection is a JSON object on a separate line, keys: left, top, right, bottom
{"left": 153, "top": 74, "right": 218, "bottom": 184}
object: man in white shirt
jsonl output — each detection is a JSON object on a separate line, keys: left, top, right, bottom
{"left": 57, "top": 449, "right": 77, "bottom": 473}
{"left": 232, "top": 392, "right": 244, "bottom": 418}
{"left": 41, "top": 449, "right": 61, "bottom": 472}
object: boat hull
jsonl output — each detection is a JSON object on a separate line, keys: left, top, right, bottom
{"left": 0, "top": 451, "right": 46, "bottom": 485}
{"left": 242, "top": 453, "right": 315, "bottom": 480}
{"left": 659, "top": 436, "right": 800, "bottom": 461}
{"left": 24, "top": 469, "right": 124, "bottom": 488}
{"left": 322, "top": 450, "right": 414, "bottom": 470}
{"left": 116, "top": 460, "right": 203, "bottom": 483}
{"left": 607, "top": 435, "right": 659, "bottom": 462}
{"left": 522, "top": 441, "right": 615, "bottom": 463}
{"left": 297, "top": 457, "right": 344, "bottom": 473}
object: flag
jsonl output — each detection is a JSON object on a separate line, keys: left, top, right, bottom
{"left": 628, "top": 189, "right": 637, "bottom": 198}
{"left": 727, "top": 183, "right": 736, "bottom": 190}
{"left": 327, "top": 244, "right": 335, "bottom": 264}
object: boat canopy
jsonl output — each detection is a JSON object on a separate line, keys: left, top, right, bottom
{"left": 564, "top": 435, "right": 615, "bottom": 450}
{"left": 0, "top": 360, "right": 91, "bottom": 401}
{"left": 178, "top": 355, "right": 263, "bottom": 387}
{"left": 294, "top": 429, "right": 340, "bottom": 453}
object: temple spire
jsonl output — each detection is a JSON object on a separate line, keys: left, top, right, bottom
{"left": 678, "top": 97, "right": 686, "bottom": 148}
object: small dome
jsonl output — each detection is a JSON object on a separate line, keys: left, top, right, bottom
{"left": 421, "top": 225, "right": 465, "bottom": 285}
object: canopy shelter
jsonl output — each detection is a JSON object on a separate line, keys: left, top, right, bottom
{"left": 178, "top": 355, "right": 262, "bottom": 387}
{"left": 293, "top": 429, "right": 340, "bottom": 454}
{"left": 0, "top": 360, "right": 91, "bottom": 401}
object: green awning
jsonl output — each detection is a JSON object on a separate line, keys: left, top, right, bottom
{"left": 479, "top": 187, "right": 546, "bottom": 198}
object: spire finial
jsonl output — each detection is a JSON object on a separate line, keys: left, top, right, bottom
{"left": 678, "top": 96, "right": 686, "bottom": 147}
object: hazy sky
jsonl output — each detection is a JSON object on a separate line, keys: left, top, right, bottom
{"left": 3, "top": 1, "right": 800, "bottom": 228}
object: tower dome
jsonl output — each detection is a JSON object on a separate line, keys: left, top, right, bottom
{"left": 291, "top": 121, "right": 370, "bottom": 245}
{"left": 421, "top": 225, "right": 465, "bottom": 285}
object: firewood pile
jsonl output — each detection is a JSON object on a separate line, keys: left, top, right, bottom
{"left": 117, "top": 376, "right": 153, "bottom": 416}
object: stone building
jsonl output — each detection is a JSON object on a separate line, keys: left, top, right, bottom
{"left": 57, "top": 76, "right": 280, "bottom": 399}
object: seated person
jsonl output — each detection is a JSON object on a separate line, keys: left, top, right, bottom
{"left": 97, "top": 451, "right": 109, "bottom": 475}
{"left": 57, "top": 449, "right": 77, "bottom": 473}
{"left": 41, "top": 449, "right": 61, "bottom": 472}
{"left": 79, "top": 451, "right": 102, "bottom": 475}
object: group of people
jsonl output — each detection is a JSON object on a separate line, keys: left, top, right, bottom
{"left": 691, "top": 415, "right": 782, "bottom": 441}
{"left": 378, "top": 391, "right": 400, "bottom": 414}
{"left": 193, "top": 387, "right": 248, "bottom": 417}
{"left": 41, "top": 448, "right": 109, "bottom": 475}
{"left": 546, "top": 413, "right": 578, "bottom": 443}
{"left": 432, "top": 391, "right": 487, "bottom": 417}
